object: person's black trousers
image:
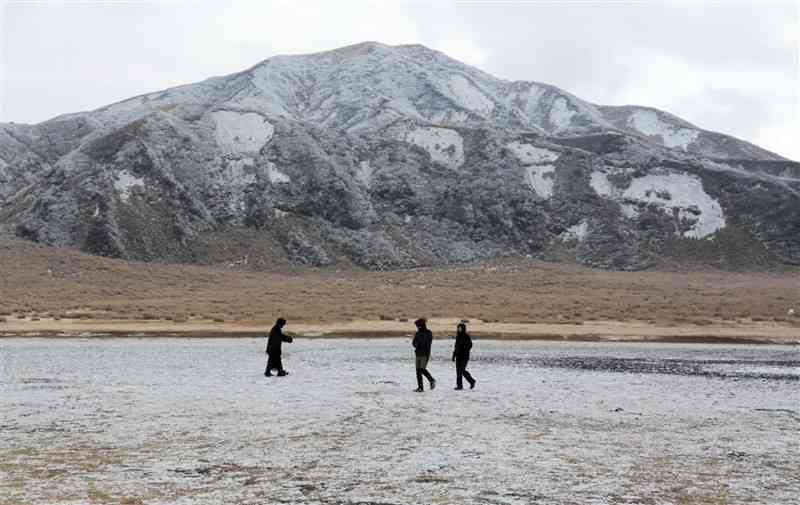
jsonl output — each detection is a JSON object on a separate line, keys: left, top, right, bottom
{"left": 456, "top": 358, "right": 474, "bottom": 388}
{"left": 265, "top": 354, "right": 283, "bottom": 375}
{"left": 415, "top": 355, "right": 434, "bottom": 389}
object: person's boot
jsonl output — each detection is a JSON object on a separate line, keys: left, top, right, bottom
{"left": 277, "top": 370, "right": 289, "bottom": 377}
{"left": 430, "top": 379, "right": 436, "bottom": 390}
{"left": 265, "top": 371, "right": 272, "bottom": 377}
{"left": 414, "top": 387, "right": 424, "bottom": 392}
{"left": 454, "top": 385, "right": 463, "bottom": 390}
{"left": 469, "top": 379, "right": 476, "bottom": 389}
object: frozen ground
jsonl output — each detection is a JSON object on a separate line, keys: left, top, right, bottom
{"left": 1, "top": 339, "right": 798, "bottom": 505}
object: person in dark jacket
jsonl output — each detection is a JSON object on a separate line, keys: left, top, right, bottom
{"left": 265, "top": 318, "right": 293, "bottom": 377}
{"left": 452, "top": 323, "right": 476, "bottom": 390}
{"left": 412, "top": 318, "right": 436, "bottom": 392}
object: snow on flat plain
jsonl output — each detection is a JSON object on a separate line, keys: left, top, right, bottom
{"left": 1, "top": 339, "right": 797, "bottom": 505}
{"left": 211, "top": 111, "right": 274, "bottom": 155}
{"left": 627, "top": 110, "right": 699, "bottom": 151}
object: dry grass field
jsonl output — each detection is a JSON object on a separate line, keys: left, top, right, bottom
{"left": 1, "top": 239, "right": 798, "bottom": 340}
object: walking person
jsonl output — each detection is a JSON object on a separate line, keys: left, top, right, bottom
{"left": 265, "top": 317, "right": 293, "bottom": 377}
{"left": 452, "top": 323, "right": 476, "bottom": 390}
{"left": 412, "top": 318, "right": 436, "bottom": 392}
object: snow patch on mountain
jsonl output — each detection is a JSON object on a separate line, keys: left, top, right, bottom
{"left": 526, "top": 165, "right": 556, "bottom": 198}
{"left": 591, "top": 169, "right": 726, "bottom": 238}
{"left": 506, "top": 142, "right": 560, "bottom": 165}
{"left": 590, "top": 171, "right": 614, "bottom": 198}
{"left": 226, "top": 158, "right": 257, "bottom": 185}
{"left": 627, "top": 110, "right": 699, "bottom": 150}
{"left": 446, "top": 75, "right": 494, "bottom": 116}
{"left": 430, "top": 109, "right": 470, "bottom": 125}
{"left": 401, "top": 127, "right": 464, "bottom": 169}
{"left": 114, "top": 170, "right": 144, "bottom": 202}
{"left": 267, "top": 162, "right": 291, "bottom": 184}
{"left": 623, "top": 173, "right": 725, "bottom": 238}
{"left": 549, "top": 97, "right": 576, "bottom": 132}
{"left": 212, "top": 111, "right": 274, "bottom": 155}
{"left": 357, "top": 160, "right": 374, "bottom": 186}
{"left": 561, "top": 220, "right": 588, "bottom": 242}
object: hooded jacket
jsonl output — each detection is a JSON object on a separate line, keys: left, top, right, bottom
{"left": 412, "top": 328, "right": 433, "bottom": 357}
{"left": 453, "top": 331, "right": 473, "bottom": 360}
{"left": 266, "top": 324, "right": 293, "bottom": 355}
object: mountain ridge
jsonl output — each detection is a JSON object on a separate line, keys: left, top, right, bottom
{"left": 0, "top": 41, "right": 797, "bottom": 270}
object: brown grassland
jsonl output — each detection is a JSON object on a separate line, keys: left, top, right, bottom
{"left": 0, "top": 239, "right": 798, "bottom": 342}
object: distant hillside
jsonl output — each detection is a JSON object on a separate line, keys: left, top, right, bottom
{"left": 1, "top": 239, "right": 798, "bottom": 328}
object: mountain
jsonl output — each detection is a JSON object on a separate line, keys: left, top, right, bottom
{"left": 1, "top": 41, "right": 798, "bottom": 270}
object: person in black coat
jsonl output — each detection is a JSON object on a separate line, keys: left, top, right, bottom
{"left": 265, "top": 318, "right": 293, "bottom": 377}
{"left": 412, "top": 318, "right": 436, "bottom": 392}
{"left": 452, "top": 323, "right": 476, "bottom": 390}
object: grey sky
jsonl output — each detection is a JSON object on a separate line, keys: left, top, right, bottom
{"left": 2, "top": 0, "right": 798, "bottom": 160}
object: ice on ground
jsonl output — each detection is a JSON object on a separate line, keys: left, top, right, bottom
{"left": 446, "top": 74, "right": 494, "bottom": 116}
{"left": 526, "top": 165, "right": 555, "bottom": 198}
{"left": 266, "top": 162, "right": 291, "bottom": 184}
{"left": 401, "top": 126, "right": 465, "bottom": 169}
{"left": 627, "top": 110, "right": 699, "bottom": 151}
{"left": 549, "top": 97, "right": 577, "bottom": 132}
{"left": 1, "top": 339, "right": 797, "bottom": 505}
{"left": 561, "top": 220, "right": 588, "bottom": 242}
{"left": 211, "top": 111, "right": 274, "bottom": 155}
{"left": 623, "top": 173, "right": 726, "bottom": 238}
{"left": 113, "top": 170, "right": 145, "bottom": 202}
{"left": 506, "top": 142, "right": 560, "bottom": 165}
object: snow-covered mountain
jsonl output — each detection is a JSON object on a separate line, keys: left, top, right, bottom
{"left": 1, "top": 41, "right": 798, "bottom": 269}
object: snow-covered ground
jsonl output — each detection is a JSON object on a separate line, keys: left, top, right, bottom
{"left": 114, "top": 170, "right": 145, "bottom": 203}
{"left": 626, "top": 110, "right": 700, "bottom": 151}
{"left": 1, "top": 339, "right": 797, "bottom": 505}
{"left": 401, "top": 127, "right": 465, "bottom": 170}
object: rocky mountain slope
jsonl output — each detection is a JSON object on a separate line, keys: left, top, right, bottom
{"left": 1, "top": 41, "right": 798, "bottom": 270}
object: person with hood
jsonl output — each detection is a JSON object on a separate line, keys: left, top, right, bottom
{"left": 452, "top": 323, "right": 476, "bottom": 390}
{"left": 412, "top": 318, "right": 436, "bottom": 392}
{"left": 265, "top": 317, "right": 293, "bottom": 377}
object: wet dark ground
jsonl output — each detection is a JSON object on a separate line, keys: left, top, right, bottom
{"left": 505, "top": 355, "right": 800, "bottom": 380}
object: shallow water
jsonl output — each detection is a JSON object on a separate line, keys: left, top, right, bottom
{"left": 1, "top": 338, "right": 798, "bottom": 504}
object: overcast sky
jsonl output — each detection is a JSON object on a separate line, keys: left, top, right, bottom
{"left": 1, "top": 0, "right": 798, "bottom": 160}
